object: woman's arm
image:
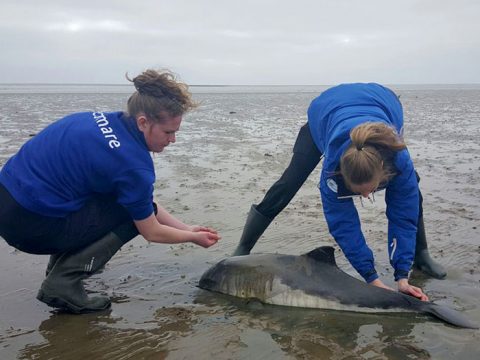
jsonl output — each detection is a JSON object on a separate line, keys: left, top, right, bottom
{"left": 320, "top": 172, "right": 378, "bottom": 283}
{"left": 385, "top": 151, "right": 419, "bottom": 281}
{"left": 385, "top": 151, "right": 429, "bottom": 301}
{"left": 154, "top": 204, "right": 191, "bottom": 230}
{"left": 134, "top": 213, "right": 220, "bottom": 248}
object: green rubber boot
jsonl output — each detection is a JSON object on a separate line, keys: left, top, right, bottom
{"left": 37, "top": 223, "right": 137, "bottom": 313}
{"left": 232, "top": 205, "right": 272, "bottom": 256}
{"left": 413, "top": 216, "right": 447, "bottom": 279}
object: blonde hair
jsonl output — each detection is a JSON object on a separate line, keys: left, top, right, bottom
{"left": 126, "top": 69, "right": 197, "bottom": 122}
{"left": 340, "top": 122, "right": 406, "bottom": 189}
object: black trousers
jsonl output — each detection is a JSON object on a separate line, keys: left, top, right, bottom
{"left": 256, "top": 124, "right": 322, "bottom": 219}
{"left": 0, "top": 183, "right": 140, "bottom": 255}
{"left": 255, "top": 123, "right": 425, "bottom": 220}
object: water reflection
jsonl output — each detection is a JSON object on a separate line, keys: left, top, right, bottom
{"left": 194, "top": 290, "right": 432, "bottom": 359}
{"left": 18, "top": 306, "right": 202, "bottom": 360}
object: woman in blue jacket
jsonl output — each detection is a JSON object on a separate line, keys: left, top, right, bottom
{"left": 0, "top": 69, "right": 220, "bottom": 313}
{"left": 232, "top": 83, "right": 445, "bottom": 300}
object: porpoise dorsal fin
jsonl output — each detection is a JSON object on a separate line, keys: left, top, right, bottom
{"left": 304, "top": 246, "right": 337, "bottom": 266}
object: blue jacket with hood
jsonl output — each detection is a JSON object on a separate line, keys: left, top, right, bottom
{"left": 307, "top": 83, "right": 419, "bottom": 283}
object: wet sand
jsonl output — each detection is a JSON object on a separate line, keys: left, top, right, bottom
{"left": 0, "top": 86, "right": 479, "bottom": 359}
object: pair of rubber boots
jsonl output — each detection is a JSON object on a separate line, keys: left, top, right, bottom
{"left": 37, "top": 222, "right": 137, "bottom": 314}
{"left": 232, "top": 205, "right": 447, "bottom": 279}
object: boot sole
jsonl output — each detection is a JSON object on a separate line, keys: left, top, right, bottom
{"left": 37, "top": 289, "right": 111, "bottom": 314}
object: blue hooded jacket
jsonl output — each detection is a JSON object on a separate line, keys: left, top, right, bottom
{"left": 307, "top": 83, "right": 419, "bottom": 282}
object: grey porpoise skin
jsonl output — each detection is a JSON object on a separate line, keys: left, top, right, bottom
{"left": 199, "top": 246, "right": 478, "bottom": 329}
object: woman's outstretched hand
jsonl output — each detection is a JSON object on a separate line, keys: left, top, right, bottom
{"left": 190, "top": 225, "right": 220, "bottom": 248}
{"left": 397, "top": 278, "right": 429, "bottom": 301}
{"left": 189, "top": 225, "right": 218, "bottom": 234}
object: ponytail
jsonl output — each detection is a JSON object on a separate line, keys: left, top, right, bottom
{"left": 340, "top": 122, "right": 406, "bottom": 189}
{"left": 126, "top": 69, "right": 198, "bottom": 122}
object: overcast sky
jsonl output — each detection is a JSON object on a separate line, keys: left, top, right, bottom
{"left": 1, "top": 0, "right": 479, "bottom": 85}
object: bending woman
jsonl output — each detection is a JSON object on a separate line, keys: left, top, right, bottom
{"left": 0, "top": 69, "right": 220, "bottom": 313}
{"left": 233, "top": 83, "right": 445, "bottom": 300}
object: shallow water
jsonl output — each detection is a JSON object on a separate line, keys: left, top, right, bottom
{"left": 0, "top": 85, "right": 479, "bottom": 359}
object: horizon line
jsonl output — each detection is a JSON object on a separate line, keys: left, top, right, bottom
{"left": 1, "top": 82, "right": 480, "bottom": 87}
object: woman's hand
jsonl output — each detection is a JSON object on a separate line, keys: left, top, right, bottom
{"left": 369, "top": 278, "right": 395, "bottom": 291}
{"left": 397, "top": 279, "right": 429, "bottom": 301}
{"left": 370, "top": 278, "right": 428, "bottom": 301}
{"left": 189, "top": 225, "right": 220, "bottom": 248}
{"left": 189, "top": 225, "right": 218, "bottom": 234}
{"left": 191, "top": 229, "right": 221, "bottom": 248}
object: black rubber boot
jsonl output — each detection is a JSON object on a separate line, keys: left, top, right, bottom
{"left": 413, "top": 216, "right": 447, "bottom": 279}
{"left": 37, "top": 222, "right": 138, "bottom": 313}
{"left": 232, "top": 205, "right": 272, "bottom": 256}
{"left": 45, "top": 253, "right": 62, "bottom": 277}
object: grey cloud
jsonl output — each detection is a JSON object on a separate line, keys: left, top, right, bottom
{"left": 0, "top": 0, "right": 479, "bottom": 84}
